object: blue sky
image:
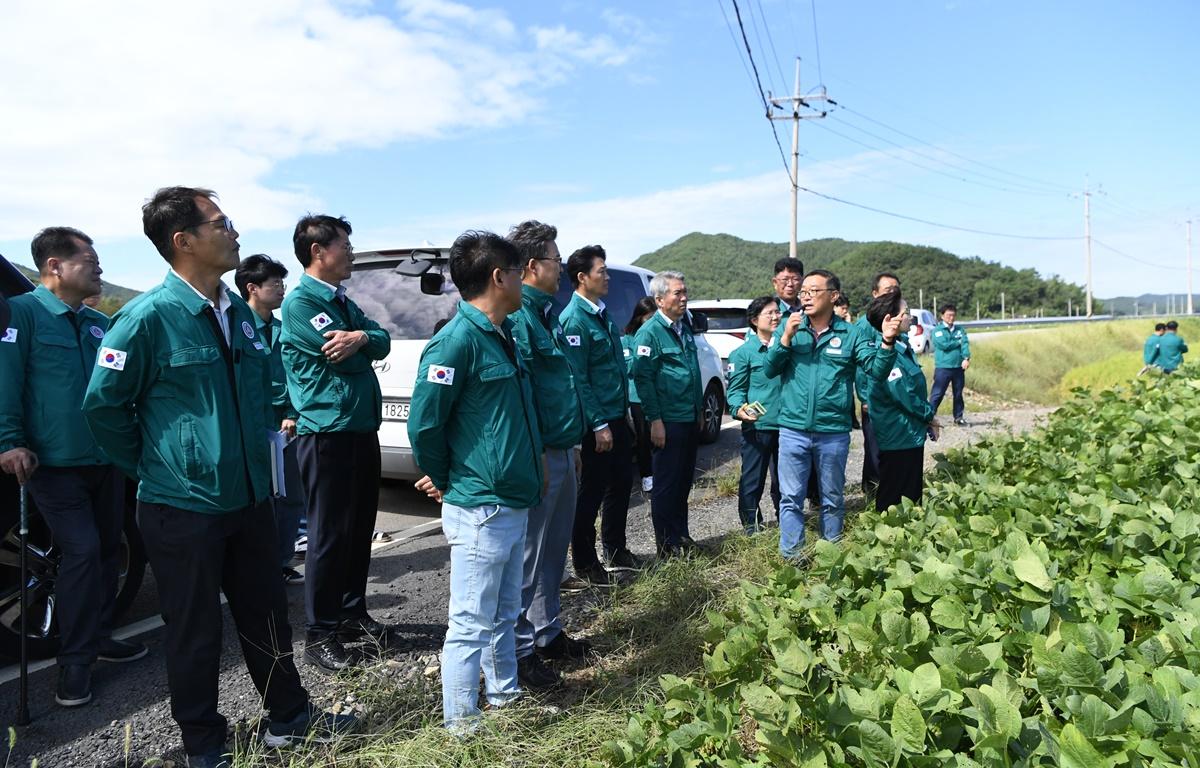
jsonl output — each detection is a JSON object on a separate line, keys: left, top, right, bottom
{"left": 2, "top": 0, "right": 1196, "bottom": 300}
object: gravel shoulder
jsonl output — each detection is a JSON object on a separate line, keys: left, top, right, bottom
{"left": 0, "top": 403, "right": 1051, "bottom": 767}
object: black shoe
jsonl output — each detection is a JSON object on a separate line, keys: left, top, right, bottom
{"left": 304, "top": 637, "right": 352, "bottom": 673}
{"left": 604, "top": 548, "right": 643, "bottom": 571}
{"left": 579, "top": 563, "right": 621, "bottom": 588}
{"left": 536, "top": 631, "right": 594, "bottom": 661}
{"left": 679, "top": 536, "right": 708, "bottom": 554}
{"left": 560, "top": 575, "right": 590, "bottom": 593}
{"left": 263, "top": 702, "right": 358, "bottom": 747}
{"left": 516, "top": 654, "right": 560, "bottom": 689}
{"left": 282, "top": 567, "right": 304, "bottom": 586}
{"left": 55, "top": 664, "right": 92, "bottom": 707}
{"left": 336, "top": 616, "right": 396, "bottom": 644}
{"left": 187, "top": 749, "right": 232, "bottom": 768}
{"left": 954, "top": 418, "right": 968, "bottom": 426}
{"left": 98, "top": 637, "right": 149, "bottom": 663}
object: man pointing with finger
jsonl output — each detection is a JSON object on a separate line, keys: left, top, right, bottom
{"left": 281, "top": 214, "right": 394, "bottom": 673}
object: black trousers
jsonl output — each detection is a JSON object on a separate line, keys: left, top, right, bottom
{"left": 861, "top": 407, "right": 881, "bottom": 491}
{"left": 573, "top": 419, "right": 633, "bottom": 570}
{"left": 629, "top": 403, "right": 653, "bottom": 479}
{"left": 26, "top": 465, "right": 123, "bottom": 665}
{"left": 651, "top": 422, "right": 699, "bottom": 551}
{"left": 295, "top": 430, "right": 381, "bottom": 640}
{"left": 137, "top": 500, "right": 308, "bottom": 756}
{"left": 876, "top": 445, "right": 925, "bottom": 513}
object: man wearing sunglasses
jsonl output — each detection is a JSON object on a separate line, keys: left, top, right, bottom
{"left": 84, "top": 187, "right": 354, "bottom": 767}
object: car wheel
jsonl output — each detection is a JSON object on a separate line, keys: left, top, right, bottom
{"left": 0, "top": 483, "right": 147, "bottom": 660}
{"left": 699, "top": 381, "right": 724, "bottom": 445}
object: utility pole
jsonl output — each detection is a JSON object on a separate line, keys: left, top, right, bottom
{"left": 767, "top": 58, "right": 830, "bottom": 261}
{"left": 1068, "top": 297, "right": 1072, "bottom": 316}
{"left": 1188, "top": 220, "right": 1194, "bottom": 315}
{"left": 1083, "top": 184, "right": 1093, "bottom": 317}
{"left": 976, "top": 301, "right": 980, "bottom": 321}
{"left": 1001, "top": 291, "right": 1006, "bottom": 319}
{"left": 919, "top": 288, "right": 924, "bottom": 311}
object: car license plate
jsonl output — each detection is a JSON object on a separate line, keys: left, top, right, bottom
{"left": 381, "top": 400, "right": 410, "bottom": 422}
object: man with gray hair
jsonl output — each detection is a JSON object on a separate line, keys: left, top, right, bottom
{"left": 632, "top": 271, "right": 703, "bottom": 557}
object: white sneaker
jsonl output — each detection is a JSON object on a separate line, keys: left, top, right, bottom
{"left": 641, "top": 477, "right": 653, "bottom": 492}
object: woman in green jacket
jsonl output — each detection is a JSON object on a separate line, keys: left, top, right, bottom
{"left": 864, "top": 290, "right": 940, "bottom": 513}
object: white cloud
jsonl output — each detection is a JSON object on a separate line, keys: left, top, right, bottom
{"left": 0, "top": 0, "right": 633, "bottom": 241}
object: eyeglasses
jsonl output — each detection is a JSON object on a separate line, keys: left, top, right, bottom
{"left": 187, "top": 216, "right": 235, "bottom": 233}
{"left": 500, "top": 266, "right": 526, "bottom": 274}
{"left": 774, "top": 276, "right": 802, "bottom": 285}
{"left": 534, "top": 258, "right": 564, "bottom": 265}
{"left": 797, "top": 288, "right": 833, "bottom": 298}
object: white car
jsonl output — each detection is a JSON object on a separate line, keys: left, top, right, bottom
{"left": 686, "top": 299, "right": 752, "bottom": 363}
{"left": 349, "top": 249, "right": 727, "bottom": 480}
{"left": 908, "top": 308, "right": 937, "bottom": 354}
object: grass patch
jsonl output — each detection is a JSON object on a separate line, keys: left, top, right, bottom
{"left": 1058, "top": 349, "right": 1165, "bottom": 398}
{"left": 919, "top": 318, "right": 1199, "bottom": 405}
{"left": 227, "top": 531, "right": 783, "bottom": 767}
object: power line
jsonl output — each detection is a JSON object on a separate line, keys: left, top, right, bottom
{"left": 715, "top": 0, "right": 760, "bottom": 98}
{"left": 1092, "top": 239, "right": 1186, "bottom": 271}
{"left": 753, "top": 0, "right": 790, "bottom": 95}
{"left": 794, "top": 184, "right": 1083, "bottom": 240}
{"left": 809, "top": 0, "right": 824, "bottom": 85}
{"left": 727, "top": 0, "right": 795, "bottom": 184}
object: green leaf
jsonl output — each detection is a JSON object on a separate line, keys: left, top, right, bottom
{"left": 911, "top": 662, "right": 943, "bottom": 704}
{"left": 891, "top": 694, "right": 927, "bottom": 753}
{"left": 1013, "top": 550, "right": 1053, "bottom": 592}
{"left": 1061, "top": 646, "right": 1104, "bottom": 689}
{"left": 930, "top": 595, "right": 967, "bottom": 630}
{"left": 741, "top": 684, "right": 785, "bottom": 720}
{"left": 1057, "top": 723, "right": 1107, "bottom": 768}
{"left": 857, "top": 720, "right": 898, "bottom": 768}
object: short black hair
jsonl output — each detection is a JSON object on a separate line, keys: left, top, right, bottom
{"left": 774, "top": 257, "right": 804, "bottom": 276}
{"left": 872, "top": 272, "right": 900, "bottom": 292}
{"left": 567, "top": 245, "right": 606, "bottom": 287}
{"left": 31, "top": 227, "right": 93, "bottom": 272}
{"left": 1166, "top": 321, "right": 1179, "bottom": 330}
{"left": 747, "top": 295, "right": 775, "bottom": 330}
{"left": 867, "top": 289, "right": 904, "bottom": 331}
{"left": 142, "top": 186, "right": 217, "bottom": 262}
{"left": 449, "top": 230, "right": 521, "bottom": 301}
{"left": 804, "top": 268, "right": 840, "bottom": 294}
{"left": 833, "top": 294, "right": 850, "bottom": 308}
{"left": 234, "top": 254, "right": 289, "bottom": 300}
{"left": 1155, "top": 323, "right": 1167, "bottom": 331}
{"left": 293, "top": 214, "right": 352, "bottom": 267}
{"left": 507, "top": 220, "right": 558, "bottom": 263}
{"left": 625, "top": 296, "right": 657, "bottom": 335}
{"left": 939, "top": 303, "right": 957, "bottom": 315}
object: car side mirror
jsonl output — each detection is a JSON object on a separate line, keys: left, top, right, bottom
{"left": 420, "top": 273, "right": 444, "bottom": 295}
{"left": 688, "top": 310, "right": 709, "bottom": 334}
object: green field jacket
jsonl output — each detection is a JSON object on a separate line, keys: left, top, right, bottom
{"left": 621, "top": 336, "right": 641, "bottom": 405}
{"left": 408, "top": 301, "right": 544, "bottom": 510}
{"left": 1157, "top": 333, "right": 1188, "bottom": 372}
{"left": 764, "top": 314, "right": 897, "bottom": 433}
{"left": 632, "top": 311, "right": 703, "bottom": 424}
{"left": 280, "top": 274, "right": 390, "bottom": 435}
{"left": 510, "top": 285, "right": 585, "bottom": 450}
{"left": 558, "top": 292, "right": 628, "bottom": 428}
{"left": 726, "top": 335, "right": 781, "bottom": 432}
{"left": 932, "top": 322, "right": 970, "bottom": 369}
{"left": 0, "top": 285, "right": 111, "bottom": 467}
{"left": 254, "top": 312, "right": 297, "bottom": 426}
{"left": 83, "top": 271, "right": 273, "bottom": 513}
{"left": 866, "top": 340, "right": 934, "bottom": 451}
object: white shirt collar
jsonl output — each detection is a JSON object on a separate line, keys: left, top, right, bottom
{"left": 171, "top": 269, "right": 233, "bottom": 313}
{"left": 310, "top": 274, "right": 347, "bottom": 301}
{"left": 576, "top": 293, "right": 605, "bottom": 314}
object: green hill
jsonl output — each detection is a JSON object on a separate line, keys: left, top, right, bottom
{"left": 633, "top": 233, "right": 1094, "bottom": 318}
{"left": 15, "top": 263, "right": 140, "bottom": 315}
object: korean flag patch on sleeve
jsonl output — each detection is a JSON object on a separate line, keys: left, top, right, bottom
{"left": 427, "top": 365, "right": 455, "bottom": 385}
{"left": 637, "top": 345, "right": 652, "bottom": 357}
{"left": 1, "top": 328, "right": 16, "bottom": 343}
{"left": 98, "top": 347, "right": 127, "bottom": 371}
{"left": 566, "top": 335, "right": 581, "bottom": 347}
{"left": 310, "top": 312, "right": 334, "bottom": 331}
{"left": 887, "top": 366, "right": 903, "bottom": 382}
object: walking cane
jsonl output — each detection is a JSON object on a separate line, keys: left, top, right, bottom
{"left": 16, "top": 483, "right": 30, "bottom": 725}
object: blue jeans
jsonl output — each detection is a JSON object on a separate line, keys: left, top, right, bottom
{"left": 737, "top": 427, "right": 780, "bottom": 533}
{"left": 515, "top": 449, "right": 576, "bottom": 659}
{"left": 930, "top": 367, "right": 966, "bottom": 420}
{"left": 272, "top": 440, "right": 306, "bottom": 568}
{"left": 777, "top": 429, "right": 851, "bottom": 558}
{"left": 441, "top": 502, "right": 528, "bottom": 729}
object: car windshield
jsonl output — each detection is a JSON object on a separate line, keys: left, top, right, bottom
{"left": 692, "top": 309, "right": 747, "bottom": 331}
{"left": 350, "top": 262, "right": 461, "bottom": 340}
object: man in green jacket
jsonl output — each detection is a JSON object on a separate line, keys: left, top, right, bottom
{"left": 280, "top": 214, "right": 393, "bottom": 673}
{"left": 235, "top": 254, "right": 305, "bottom": 586}
{"left": 0, "top": 227, "right": 147, "bottom": 709}
{"left": 1158, "top": 321, "right": 1189, "bottom": 374}
{"left": 632, "top": 270, "right": 703, "bottom": 557}
{"left": 559, "top": 245, "right": 634, "bottom": 584}
{"left": 83, "top": 187, "right": 351, "bottom": 766}
{"left": 506, "top": 221, "right": 591, "bottom": 690}
{"left": 1142, "top": 323, "right": 1166, "bottom": 371}
{"left": 764, "top": 269, "right": 901, "bottom": 560}
{"left": 928, "top": 303, "right": 971, "bottom": 426}
{"left": 408, "top": 230, "right": 543, "bottom": 731}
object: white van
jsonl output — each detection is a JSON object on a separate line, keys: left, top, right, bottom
{"left": 349, "top": 248, "right": 727, "bottom": 480}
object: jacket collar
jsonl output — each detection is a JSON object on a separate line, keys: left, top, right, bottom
{"left": 164, "top": 270, "right": 235, "bottom": 317}
{"left": 571, "top": 291, "right": 605, "bottom": 315}
{"left": 299, "top": 273, "right": 346, "bottom": 302}
{"left": 31, "top": 284, "right": 75, "bottom": 315}
{"left": 456, "top": 299, "right": 512, "bottom": 336}
{"left": 521, "top": 284, "right": 555, "bottom": 313}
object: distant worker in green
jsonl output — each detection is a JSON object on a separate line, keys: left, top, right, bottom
{"left": 928, "top": 303, "right": 971, "bottom": 426}
{"left": 863, "top": 290, "right": 940, "bottom": 512}
{"left": 1142, "top": 323, "right": 1166, "bottom": 372}
{"left": 83, "top": 187, "right": 352, "bottom": 766}
{"left": 0, "top": 227, "right": 148, "bottom": 710}
{"left": 1157, "top": 320, "right": 1189, "bottom": 374}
